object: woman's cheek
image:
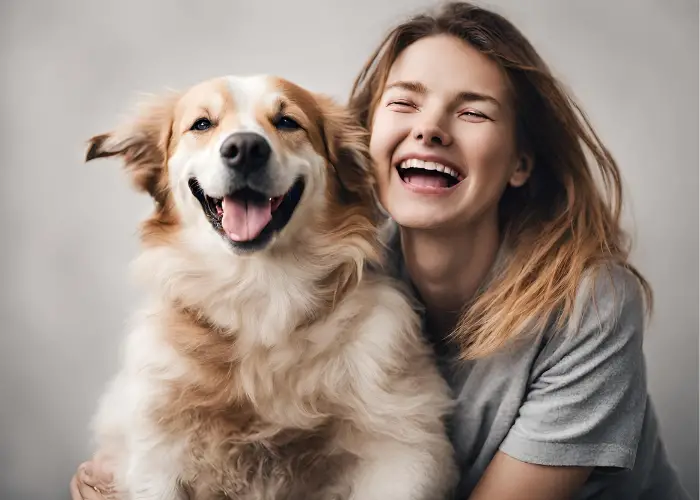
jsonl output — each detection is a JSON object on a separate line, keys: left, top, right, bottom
{"left": 369, "top": 123, "right": 390, "bottom": 166}
{"left": 371, "top": 112, "right": 404, "bottom": 160}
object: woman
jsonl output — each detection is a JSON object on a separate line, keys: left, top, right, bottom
{"left": 71, "top": 2, "right": 690, "bottom": 499}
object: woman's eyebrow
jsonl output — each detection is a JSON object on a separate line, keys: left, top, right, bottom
{"left": 455, "top": 90, "right": 500, "bottom": 107}
{"left": 385, "top": 80, "right": 500, "bottom": 107}
{"left": 385, "top": 80, "right": 428, "bottom": 94}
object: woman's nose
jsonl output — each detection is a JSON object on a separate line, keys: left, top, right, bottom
{"left": 412, "top": 115, "right": 452, "bottom": 147}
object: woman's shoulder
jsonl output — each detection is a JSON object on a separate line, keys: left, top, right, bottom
{"left": 539, "top": 260, "right": 649, "bottom": 364}
{"left": 571, "top": 261, "right": 648, "bottom": 329}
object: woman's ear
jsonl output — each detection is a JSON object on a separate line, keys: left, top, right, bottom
{"left": 85, "top": 90, "right": 180, "bottom": 205}
{"left": 509, "top": 154, "right": 534, "bottom": 188}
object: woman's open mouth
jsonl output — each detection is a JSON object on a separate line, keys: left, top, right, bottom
{"left": 188, "top": 178, "right": 305, "bottom": 251}
{"left": 395, "top": 159, "right": 463, "bottom": 190}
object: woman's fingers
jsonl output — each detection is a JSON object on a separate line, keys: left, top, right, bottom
{"left": 69, "top": 474, "right": 84, "bottom": 500}
{"left": 70, "top": 461, "right": 119, "bottom": 500}
{"left": 70, "top": 470, "right": 103, "bottom": 500}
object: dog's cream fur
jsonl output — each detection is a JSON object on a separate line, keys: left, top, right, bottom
{"left": 86, "top": 75, "right": 457, "bottom": 500}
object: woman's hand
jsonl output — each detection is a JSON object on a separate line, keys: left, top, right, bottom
{"left": 69, "top": 458, "right": 119, "bottom": 500}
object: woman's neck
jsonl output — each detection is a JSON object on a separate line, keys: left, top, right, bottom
{"left": 400, "top": 216, "right": 501, "bottom": 335}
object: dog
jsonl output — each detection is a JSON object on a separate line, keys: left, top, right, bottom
{"left": 84, "top": 75, "right": 457, "bottom": 500}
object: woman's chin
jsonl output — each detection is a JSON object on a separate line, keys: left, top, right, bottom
{"left": 385, "top": 204, "right": 456, "bottom": 231}
{"left": 379, "top": 182, "right": 466, "bottom": 230}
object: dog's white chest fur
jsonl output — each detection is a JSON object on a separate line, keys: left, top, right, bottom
{"left": 92, "top": 260, "right": 457, "bottom": 500}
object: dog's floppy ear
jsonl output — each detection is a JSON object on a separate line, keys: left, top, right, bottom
{"left": 315, "top": 95, "right": 382, "bottom": 221}
{"left": 85, "top": 90, "right": 180, "bottom": 205}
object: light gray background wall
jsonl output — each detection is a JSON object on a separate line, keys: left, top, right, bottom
{"left": 0, "top": 0, "right": 697, "bottom": 498}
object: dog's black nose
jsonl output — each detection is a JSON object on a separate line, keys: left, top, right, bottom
{"left": 220, "top": 132, "right": 271, "bottom": 173}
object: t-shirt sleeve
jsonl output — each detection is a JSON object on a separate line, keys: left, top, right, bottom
{"left": 499, "top": 265, "right": 648, "bottom": 470}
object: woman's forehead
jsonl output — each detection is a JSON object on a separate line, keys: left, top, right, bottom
{"left": 385, "top": 35, "right": 512, "bottom": 104}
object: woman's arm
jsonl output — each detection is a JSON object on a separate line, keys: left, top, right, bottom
{"left": 468, "top": 451, "right": 592, "bottom": 500}
{"left": 467, "top": 266, "right": 648, "bottom": 500}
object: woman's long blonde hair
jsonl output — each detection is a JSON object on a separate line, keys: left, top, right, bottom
{"left": 349, "top": 2, "right": 652, "bottom": 359}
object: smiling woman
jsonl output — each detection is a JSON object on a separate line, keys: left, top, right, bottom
{"left": 347, "top": 2, "right": 691, "bottom": 499}
{"left": 370, "top": 35, "right": 528, "bottom": 231}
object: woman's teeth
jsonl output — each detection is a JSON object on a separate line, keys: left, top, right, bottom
{"left": 397, "top": 158, "right": 463, "bottom": 182}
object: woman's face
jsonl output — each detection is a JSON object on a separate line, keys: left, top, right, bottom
{"left": 369, "top": 35, "right": 531, "bottom": 231}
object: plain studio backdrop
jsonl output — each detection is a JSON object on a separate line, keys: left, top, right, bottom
{"left": 0, "top": 0, "right": 697, "bottom": 498}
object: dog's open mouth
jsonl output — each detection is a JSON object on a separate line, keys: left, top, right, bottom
{"left": 188, "top": 178, "right": 305, "bottom": 249}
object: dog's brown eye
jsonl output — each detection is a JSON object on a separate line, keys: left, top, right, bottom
{"left": 274, "top": 115, "right": 300, "bottom": 131}
{"left": 191, "top": 118, "right": 212, "bottom": 132}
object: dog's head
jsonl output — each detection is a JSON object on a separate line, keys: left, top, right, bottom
{"left": 86, "top": 75, "right": 380, "bottom": 255}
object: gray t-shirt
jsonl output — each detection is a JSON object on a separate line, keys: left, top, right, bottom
{"left": 381, "top": 222, "right": 690, "bottom": 500}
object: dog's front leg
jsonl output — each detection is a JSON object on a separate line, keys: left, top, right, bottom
{"left": 349, "top": 439, "right": 458, "bottom": 500}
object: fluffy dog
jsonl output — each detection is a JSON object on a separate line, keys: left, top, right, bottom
{"left": 85, "top": 75, "right": 457, "bottom": 500}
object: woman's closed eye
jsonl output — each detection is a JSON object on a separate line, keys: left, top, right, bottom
{"left": 387, "top": 100, "right": 418, "bottom": 111}
{"left": 459, "top": 110, "right": 490, "bottom": 122}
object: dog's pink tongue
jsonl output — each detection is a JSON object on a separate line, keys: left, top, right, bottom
{"left": 221, "top": 196, "right": 272, "bottom": 242}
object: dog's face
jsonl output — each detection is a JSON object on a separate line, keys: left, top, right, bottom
{"left": 86, "top": 75, "right": 378, "bottom": 253}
